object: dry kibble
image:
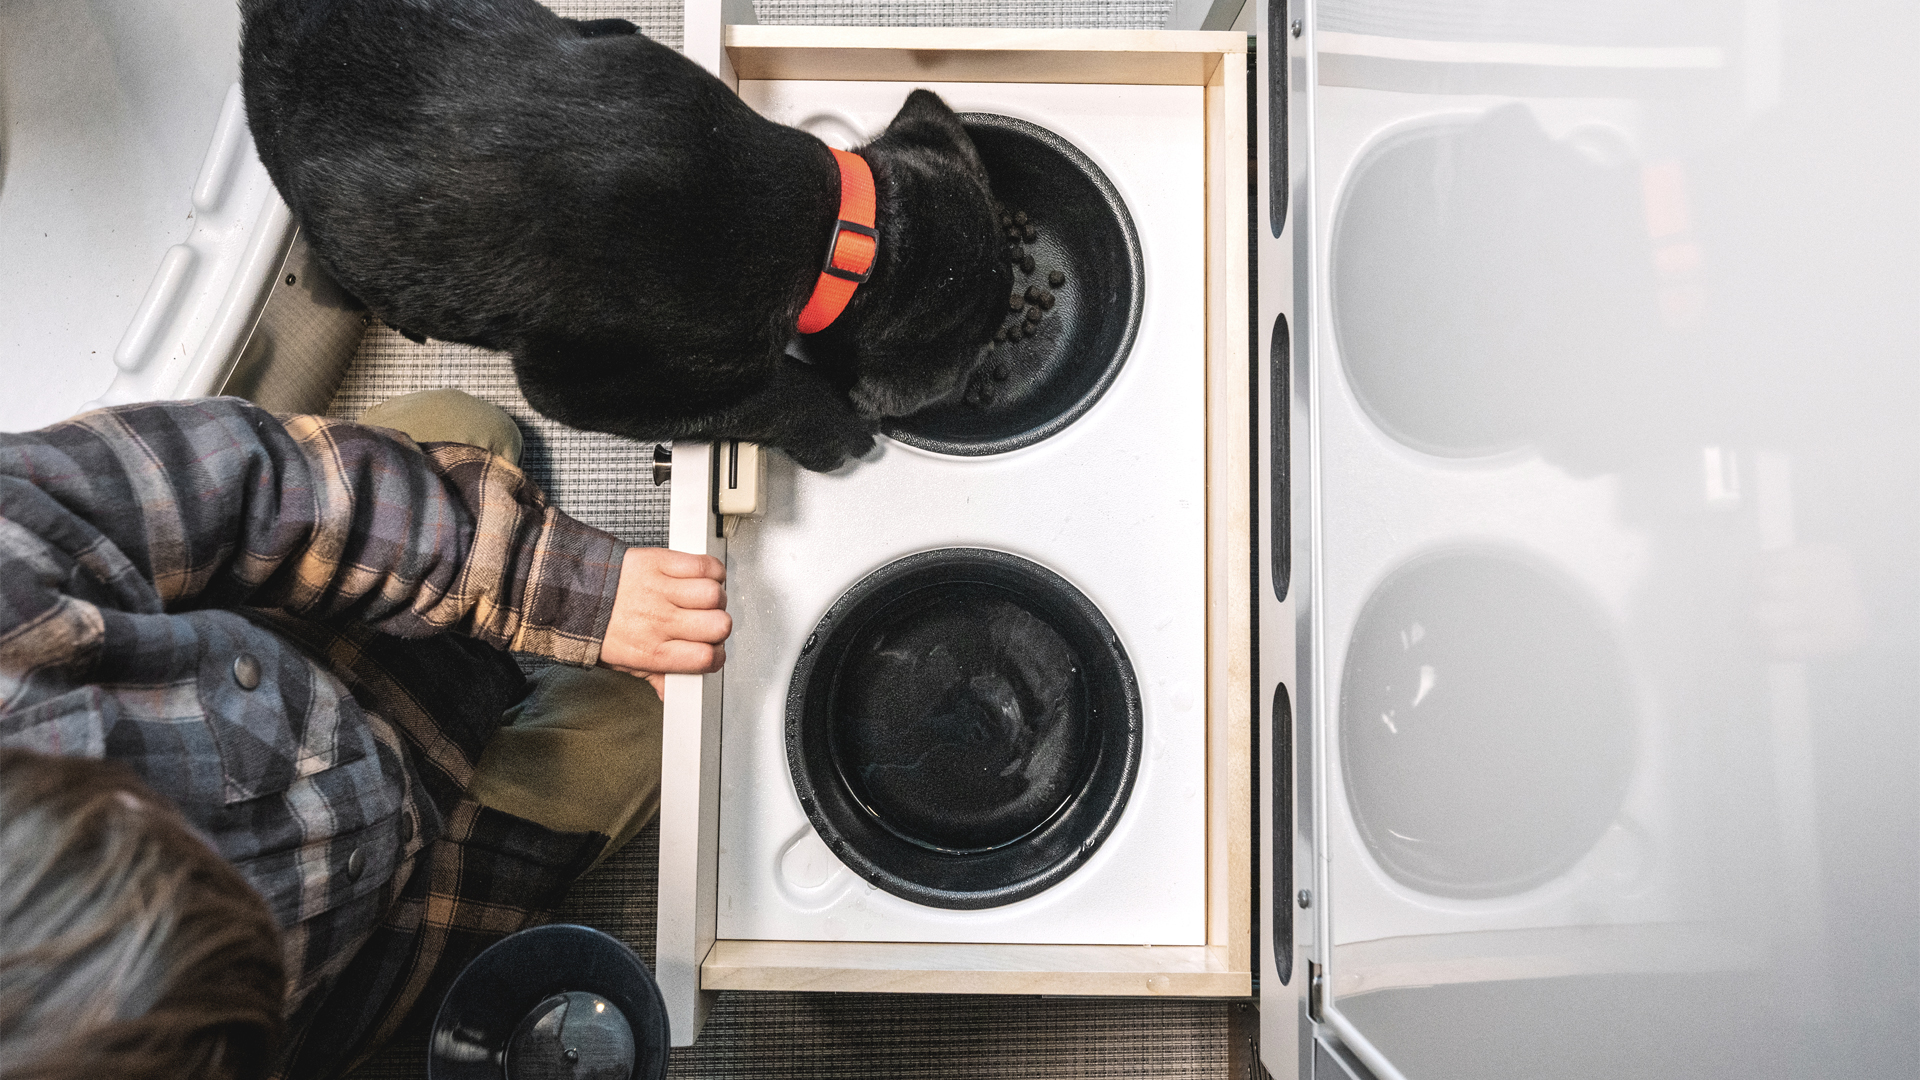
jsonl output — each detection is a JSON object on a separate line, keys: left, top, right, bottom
{"left": 999, "top": 211, "right": 1012, "bottom": 227}
{"left": 1014, "top": 210, "right": 1028, "bottom": 226}
{"left": 1008, "top": 246, "right": 1023, "bottom": 265}
{"left": 1025, "top": 305, "right": 1042, "bottom": 323}
{"left": 1021, "top": 321, "right": 1037, "bottom": 339}
{"left": 1020, "top": 254, "right": 1035, "bottom": 273}
{"left": 1025, "top": 285, "right": 1043, "bottom": 304}
{"left": 1049, "top": 269, "right": 1065, "bottom": 287}
{"left": 991, "top": 364, "right": 1010, "bottom": 381}
{"left": 1009, "top": 292, "right": 1024, "bottom": 311}
{"left": 993, "top": 328, "right": 1008, "bottom": 343}
{"left": 1022, "top": 224, "right": 1037, "bottom": 241}
{"left": 1006, "top": 226, "right": 1022, "bottom": 241}
{"left": 1038, "top": 288, "right": 1055, "bottom": 310}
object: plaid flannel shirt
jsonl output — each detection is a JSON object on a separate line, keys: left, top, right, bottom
{"left": 0, "top": 398, "right": 628, "bottom": 1077}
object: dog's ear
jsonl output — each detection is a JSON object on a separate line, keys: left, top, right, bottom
{"left": 877, "top": 89, "right": 971, "bottom": 154}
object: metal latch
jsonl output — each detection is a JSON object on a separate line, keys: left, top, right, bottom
{"left": 715, "top": 440, "right": 764, "bottom": 518}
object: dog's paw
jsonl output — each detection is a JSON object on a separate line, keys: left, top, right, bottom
{"left": 782, "top": 421, "right": 877, "bottom": 472}
{"left": 568, "top": 16, "right": 639, "bottom": 37}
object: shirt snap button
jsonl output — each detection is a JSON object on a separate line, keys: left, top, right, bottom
{"left": 345, "top": 846, "right": 365, "bottom": 883}
{"left": 231, "top": 653, "right": 262, "bottom": 691}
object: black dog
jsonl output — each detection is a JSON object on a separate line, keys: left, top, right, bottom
{"left": 240, "top": 0, "right": 1011, "bottom": 470}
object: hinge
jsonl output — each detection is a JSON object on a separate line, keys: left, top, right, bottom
{"left": 1227, "top": 1000, "right": 1262, "bottom": 1080}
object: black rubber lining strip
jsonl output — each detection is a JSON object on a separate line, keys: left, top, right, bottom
{"left": 1268, "top": 0, "right": 1290, "bottom": 237}
{"left": 1272, "top": 682, "right": 1294, "bottom": 986}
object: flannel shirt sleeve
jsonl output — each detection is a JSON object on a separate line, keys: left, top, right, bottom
{"left": 4, "top": 398, "right": 624, "bottom": 666}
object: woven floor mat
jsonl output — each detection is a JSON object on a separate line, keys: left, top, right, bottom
{"left": 327, "top": 325, "right": 671, "bottom": 546}
{"left": 335, "top": 2, "right": 1233, "bottom": 1076}
{"left": 754, "top": 1, "right": 1172, "bottom": 27}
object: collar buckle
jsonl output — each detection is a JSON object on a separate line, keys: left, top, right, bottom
{"left": 822, "top": 220, "right": 878, "bottom": 283}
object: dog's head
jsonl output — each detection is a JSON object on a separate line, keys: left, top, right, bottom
{"left": 808, "top": 90, "right": 1012, "bottom": 421}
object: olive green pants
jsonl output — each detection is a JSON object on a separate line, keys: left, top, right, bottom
{"left": 471, "top": 665, "right": 662, "bottom": 871}
{"left": 360, "top": 390, "right": 661, "bottom": 870}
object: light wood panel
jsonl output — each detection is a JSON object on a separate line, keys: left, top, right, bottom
{"left": 704, "top": 940, "right": 1245, "bottom": 996}
{"left": 1202, "top": 48, "right": 1252, "bottom": 980}
{"left": 726, "top": 25, "right": 1242, "bottom": 86}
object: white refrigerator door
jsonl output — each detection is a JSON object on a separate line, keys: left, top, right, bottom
{"left": 1284, "top": 2, "right": 1920, "bottom": 1078}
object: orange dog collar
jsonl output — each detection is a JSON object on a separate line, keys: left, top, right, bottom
{"left": 796, "top": 148, "right": 878, "bottom": 335}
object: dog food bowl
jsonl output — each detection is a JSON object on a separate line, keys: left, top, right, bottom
{"left": 786, "top": 548, "right": 1142, "bottom": 908}
{"left": 883, "top": 114, "right": 1144, "bottom": 457}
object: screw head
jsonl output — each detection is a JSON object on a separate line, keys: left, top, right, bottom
{"left": 1297, "top": 889, "right": 1312, "bottom": 909}
{"left": 1290, "top": 19, "right": 1303, "bottom": 38}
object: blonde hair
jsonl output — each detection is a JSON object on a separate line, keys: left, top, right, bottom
{"left": 0, "top": 749, "right": 285, "bottom": 1080}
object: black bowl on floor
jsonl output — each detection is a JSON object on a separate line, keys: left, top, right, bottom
{"left": 882, "top": 114, "right": 1144, "bottom": 457}
{"left": 787, "top": 548, "right": 1142, "bottom": 909}
{"left": 428, "top": 924, "right": 668, "bottom": 1080}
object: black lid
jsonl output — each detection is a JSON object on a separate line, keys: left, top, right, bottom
{"left": 428, "top": 925, "right": 669, "bottom": 1080}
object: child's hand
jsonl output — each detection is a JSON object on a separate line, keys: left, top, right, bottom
{"left": 599, "top": 547, "right": 730, "bottom": 695}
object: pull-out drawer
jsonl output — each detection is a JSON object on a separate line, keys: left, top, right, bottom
{"left": 658, "top": 19, "right": 1250, "bottom": 1046}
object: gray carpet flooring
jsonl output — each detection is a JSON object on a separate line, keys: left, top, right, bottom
{"left": 755, "top": 1, "right": 1171, "bottom": 27}
{"left": 336, "top": 2, "right": 1231, "bottom": 1075}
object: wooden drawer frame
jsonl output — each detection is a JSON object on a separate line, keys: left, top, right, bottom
{"left": 658, "top": 21, "right": 1250, "bottom": 1045}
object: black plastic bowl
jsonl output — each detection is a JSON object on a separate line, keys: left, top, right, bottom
{"left": 882, "top": 114, "right": 1144, "bottom": 457}
{"left": 428, "top": 924, "right": 669, "bottom": 1080}
{"left": 787, "top": 549, "right": 1142, "bottom": 909}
